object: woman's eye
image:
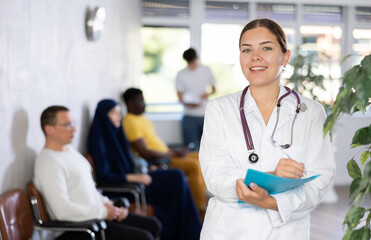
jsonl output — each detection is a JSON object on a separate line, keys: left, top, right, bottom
{"left": 242, "top": 48, "right": 251, "bottom": 53}
{"left": 263, "top": 47, "right": 272, "bottom": 51}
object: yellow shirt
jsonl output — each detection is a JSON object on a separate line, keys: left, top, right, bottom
{"left": 123, "top": 113, "right": 169, "bottom": 153}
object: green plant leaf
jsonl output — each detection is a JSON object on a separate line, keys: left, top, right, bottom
{"left": 361, "top": 54, "right": 371, "bottom": 76}
{"left": 363, "top": 160, "right": 371, "bottom": 177}
{"left": 344, "top": 205, "right": 365, "bottom": 228}
{"left": 349, "top": 226, "right": 371, "bottom": 240}
{"left": 361, "top": 151, "right": 371, "bottom": 165}
{"left": 341, "top": 54, "right": 354, "bottom": 65}
{"left": 352, "top": 124, "right": 371, "bottom": 146}
{"left": 350, "top": 178, "right": 361, "bottom": 197}
{"left": 348, "top": 159, "right": 362, "bottom": 180}
{"left": 353, "top": 71, "right": 371, "bottom": 113}
{"left": 343, "top": 230, "right": 352, "bottom": 240}
{"left": 351, "top": 143, "right": 362, "bottom": 149}
{"left": 367, "top": 211, "right": 371, "bottom": 225}
{"left": 350, "top": 176, "right": 369, "bottom": 203}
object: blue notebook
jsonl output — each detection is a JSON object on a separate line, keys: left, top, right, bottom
{"left": 238, "top": 169, "right": 320, "bottom": 203}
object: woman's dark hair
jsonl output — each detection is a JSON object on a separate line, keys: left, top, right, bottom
{"left": 40, "top": 105, "right": 69, "bottom": 135}
{"left": 182, "top": 48, "right": 197, "bottom": 63}
{"left": 122, "top": 88, "right": 143, "bottom": 104}
{"left": 239, "top": 18, "right": 288, "bottom": 53}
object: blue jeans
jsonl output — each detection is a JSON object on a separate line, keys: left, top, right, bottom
{"left": 182, "top": 116, "right": 204, "bottom": 151}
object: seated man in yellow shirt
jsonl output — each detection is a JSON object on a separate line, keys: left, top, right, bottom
{"left": 122, "top": 88, "right": 206, "bottom": 210}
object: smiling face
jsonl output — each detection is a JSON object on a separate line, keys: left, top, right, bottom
{"left": 239, "top": 27, "right": 290, "bottom": 88}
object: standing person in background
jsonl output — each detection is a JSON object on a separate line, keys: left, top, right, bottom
{"left": 176, "top": 48, "right": 216, "bottom": 151}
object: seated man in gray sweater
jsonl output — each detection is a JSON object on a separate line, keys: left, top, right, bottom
{"left": 33, "top": 105, "right": 161, "bottom": 240}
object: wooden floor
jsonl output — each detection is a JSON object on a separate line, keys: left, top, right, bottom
{"left": 310, "top": 185, "right": 371, "bottom": 240}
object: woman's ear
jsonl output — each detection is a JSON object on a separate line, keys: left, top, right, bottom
{"left": 283, "top": 49, "right": 291, "bottom": 66}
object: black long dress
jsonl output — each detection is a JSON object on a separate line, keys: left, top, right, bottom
{"left": 88, "top": 99, "right": 202, "bottom": 240}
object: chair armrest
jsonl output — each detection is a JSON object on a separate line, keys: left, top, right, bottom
{"left": 41, "top": 219, "right": 102, "bottom": 232}
{"left": 113, "top": 197, "right": 131, "bottom": 209}
{"left": 97, "top": 182, "right": 147, "bottom": 214}
{"left": 97, "top": 182, "right": 142, "bottom": 192}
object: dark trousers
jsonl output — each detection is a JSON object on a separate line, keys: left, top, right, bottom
{"left": 56, "top": 213, "right": 161, "bottom": 240}
{"left": 182, "top": 115, "right": 204, "bottom": 151}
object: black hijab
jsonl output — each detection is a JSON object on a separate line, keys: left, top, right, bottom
{"left": 88, "top": 99, "right": 134, "bottom": 184}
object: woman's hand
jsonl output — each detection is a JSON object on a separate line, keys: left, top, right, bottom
{"left": 274, "top": 158, "right": 305, "bottom": 178}
{"left": 104, "top": 203, "right": 129, "bottom": 221}
{"left": 126, "top": 173, "right": 152, "bottom": 185}
{"left": 236, "top": 179, "right": 277, "bottom": 209}
{"left": 116, "top": 207, "right": 128, "bottom": 222}
{"left": 104, "top": 202, "right": 121, "bottom": 221}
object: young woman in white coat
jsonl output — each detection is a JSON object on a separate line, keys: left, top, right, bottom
{"left": 199, "top": 18, "right": 336, "bottom": 240}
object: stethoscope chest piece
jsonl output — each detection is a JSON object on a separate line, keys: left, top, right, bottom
{"left": 249, "top": 153, "right": 259, "bottom": 163}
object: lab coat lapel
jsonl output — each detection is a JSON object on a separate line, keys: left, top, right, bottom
{"left": 242, "top": 87, "right": 257, "bottom": 117}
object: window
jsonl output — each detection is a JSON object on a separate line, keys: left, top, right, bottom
{"left": 352, "top": 28, "right": 371, "bottom": 65}
{"left": 141, "top": 0, "right": 190, "bottom": 18}
{"left": 201, "top": 23, "right": 244, "bottom": 98}
{"left": 141, "top": 27, "right": 190, "bottom": 113}
{"left": 256, "top": 3, "right": 296, "bottom": 22}
{"left": 303, "top": 5, "right": 342, "bottom": 23}
{"left": 297, "top": 25, "right": 342, "bottom": 103}
{"left": 140, "top": 1, "right": 371, "bottom": 112}
{"left": 204, "top": 1, "right": 249, "bottom": 20}
{"left": 356, "top": 7, "right": 371, "bottom": 24}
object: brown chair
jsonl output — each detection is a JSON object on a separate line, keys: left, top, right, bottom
{"left": 84, "top": 153, "right": 154, "bottom": 216}
{"left": 26, "top": 181, "right": 106, "bottom": 240}
{"left": 0, "top": 189, "right": 34, "bottom": 240}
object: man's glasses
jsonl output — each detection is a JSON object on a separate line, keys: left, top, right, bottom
{"left": 55, "top": 122, "right": 76, "bottom": 130}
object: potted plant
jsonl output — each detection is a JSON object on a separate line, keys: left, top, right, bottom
{"left": 324, "top": 54, "right": 371, "bottom": 240}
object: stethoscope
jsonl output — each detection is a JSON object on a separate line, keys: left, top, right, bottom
{"left": 239, "top": 85, "right": 303, "bottom": 163}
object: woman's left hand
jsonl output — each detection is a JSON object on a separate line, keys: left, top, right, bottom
{"left": 236, "top": 179, "right": 277, "bottom": 209}
{"left": 116, "top": 207, "right": 129, "bottom": 222}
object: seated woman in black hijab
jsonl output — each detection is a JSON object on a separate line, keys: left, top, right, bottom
{"left": 88, "top": 99, "right": 202, "bottom": 240}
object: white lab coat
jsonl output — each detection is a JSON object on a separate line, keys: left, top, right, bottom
{"left": 199, "top": 85, "right": 336, "bottom": 240}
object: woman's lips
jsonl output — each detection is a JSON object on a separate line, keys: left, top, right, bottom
{"left": 250, "top": 66, "right": 267, "bottom": 72}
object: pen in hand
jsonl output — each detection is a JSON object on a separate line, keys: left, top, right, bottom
{"left": 273, "top": 140, "right": 307, "bottom": 176}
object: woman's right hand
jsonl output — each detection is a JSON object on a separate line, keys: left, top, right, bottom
{"left": 274, "top": 158, "right": 305, "bottom": 179}
{"left": 126, "top": 173, "right": 152, "bottom": 185}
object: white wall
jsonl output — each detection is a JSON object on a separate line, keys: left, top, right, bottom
{"left": 332, "top": 112, "right": 371, "bottom": 185}
{"left": 0, "top": 0, "right": 142, "bottom": 194}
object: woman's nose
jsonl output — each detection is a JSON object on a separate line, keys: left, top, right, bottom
{"left": 251, "top": 51, "right": 261, "bottom": 61}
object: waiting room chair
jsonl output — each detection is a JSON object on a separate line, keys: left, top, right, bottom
{"left": 0, "top": 189, "right": 34, "bottom": 240}
{"left": 84, "top": 153, "right": 154, "bottom": 216}
{"left": 26, "top": 181, "right": 106, "bottom": 240}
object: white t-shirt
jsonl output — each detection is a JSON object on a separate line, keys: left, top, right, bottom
{"left": 176, "top": 65, "right": 216, "bottom": 117}
{"left": 34, "top": 146, "right": 109, "bottom": 222}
